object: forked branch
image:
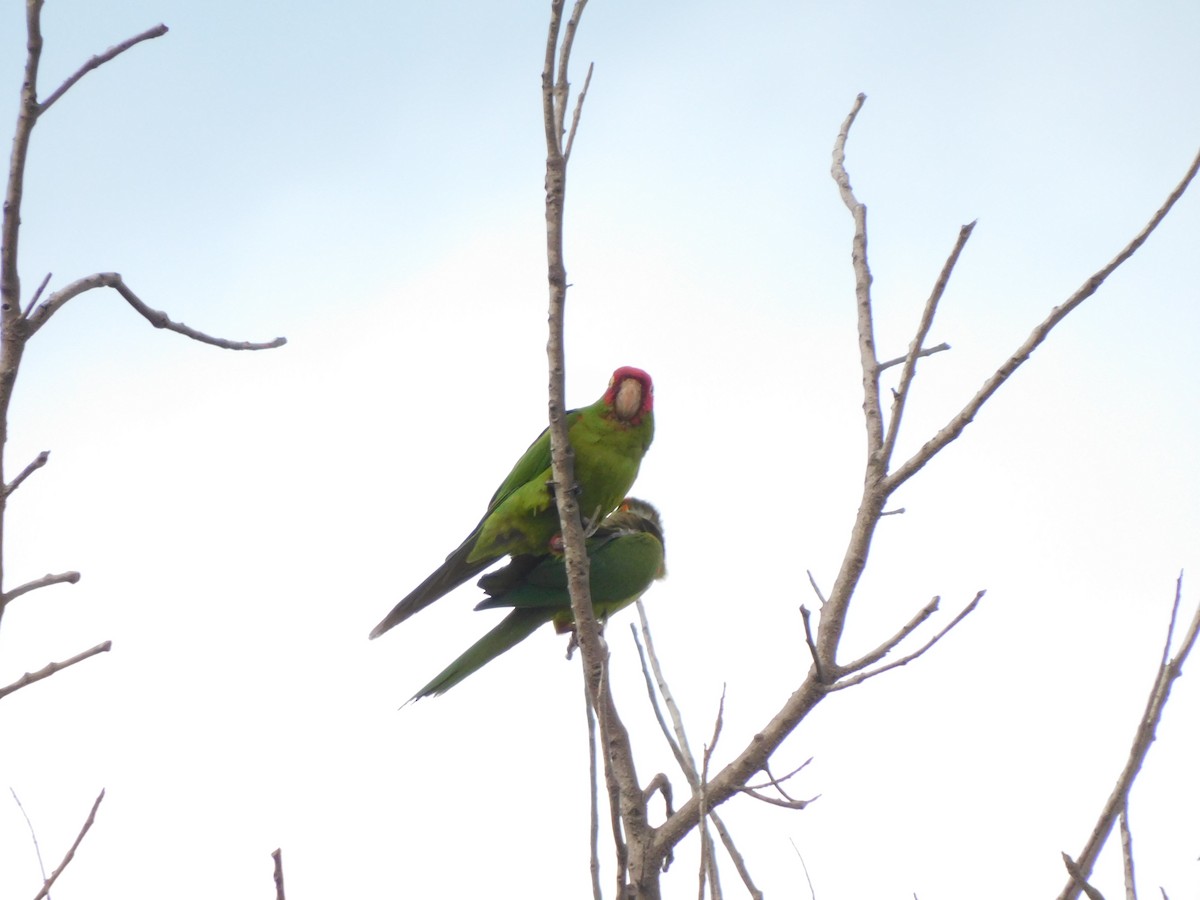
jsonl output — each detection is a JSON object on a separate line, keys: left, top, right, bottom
{"left": 1056, "top": 574, "right": 1199, "bottom": 900}
{"left": 24, "top": 273, "right": 285, "bottom": 350}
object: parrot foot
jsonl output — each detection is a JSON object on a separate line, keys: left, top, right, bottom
{"left": 545, "top": 479, "right": 583, "bottom": 498}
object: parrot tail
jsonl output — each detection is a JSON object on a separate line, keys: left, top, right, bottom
{"left": 369, "top": 535, "right": 491, "bottom": 639}
{"left": 408, "top": 608, "right": 548, "bottom": 701}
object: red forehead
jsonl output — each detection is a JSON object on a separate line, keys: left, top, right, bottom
{"left": 604, "top": 366, "right": 654, "bottom": 413}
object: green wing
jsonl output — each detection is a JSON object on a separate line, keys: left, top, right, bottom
{"left": 408, "top": 608, "right": 552, "bottom": 701}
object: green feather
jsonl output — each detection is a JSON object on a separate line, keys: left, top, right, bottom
{"left": 370, "top": 368, "right": 654, "bottom": 639}
{"left": 409, "top": 499, "right": 666, "bottom": 700}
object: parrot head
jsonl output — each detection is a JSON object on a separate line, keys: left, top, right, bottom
{"left": 603, "top": 366, "right": 653, "bottom": 425}
{"left": 605, "top": 497, "right": 666, "bottom": 578}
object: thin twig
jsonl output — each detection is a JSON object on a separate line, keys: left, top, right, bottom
{"left": 739, "top": 787, "right": 815, "bottom": 811}
{"left": 271, "top": 848, "right": 286, "bottom": 900}
{"left": 1119, "top": 804, "right": 1136, "bottom": 900}
{"left": 4, "top": 449, "right": 49, "bottom": 496}
{"left": 1057, "top": 574, "right": 1200, "bottom": 900}
{"left": 743, "top": 758, "right": 813, "bottom": 796}
{"left": 632, "top": 622, "right": 691, "bottom": 775}
{"left": 829, "top": 592, "right": 984, "bottom": 691}
{"left": 878, "top": 341, "right": 951, "bottom": 372}
{"left": 31, "top": 789, "right": 105, "bottom": 900}
{"left": 886, "top": 147, "right": 1200, "bottom": 494}
{"left": 805, "top": 570, "right": 827, "bottom": 606}
{"left": 25, "top": 273, "right": 285, "bottom": 349}
{"left": 838, "top": 596, "right": 942, "bottom": 675}
{"left": 1062, "top": 852, "right": 1108, "bottom": 900}
{"left": 21, "top": 272, "right": 51, "bottom": 318}
{"left": 585, "top": 676, "right": 602, "bottom": 900}
{"left": 879, "top": 224, "right": 975, "bottom": 468}
{"left": 788, "top": 838, "right": 818, "bottom": 900}
{"left": 1, "top": 570, "right": 81, "bottom": 605}
{"left": 38, "top": 26, "right": 169, "bottom": 116}
{"left": 564, "top": 62, "right": 594, "bottom": 162}
{"left": 831, "top": 93, "right": 883, "bottom": 461}
{"left": 10, "top": 788, "right": 50, "bottom": 887}
{"left": 633, "top": 607, "right": 762, "bottom": 898}
{"left": 0, "top": 641, "right": 112, "bottom": 701}
{"left": 800, "top": 605, "right": 825, "bottom": 683}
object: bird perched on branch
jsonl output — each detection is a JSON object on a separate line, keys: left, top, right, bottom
{"left": 411, "top": 498, "right": 666, "bottom": 700}
{"left": 369, "top": 366, "right": 655, "bottom": 639}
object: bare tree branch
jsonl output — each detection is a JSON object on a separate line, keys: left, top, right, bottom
{"left": 789, "top": 838, "right": 818, "bottom": 900}
{"left": 31, "top": 788, "right": 105, "bottom": 900}
{"left": 21, "top": 272, "right": 51, "bottom": 318}
{"left": 1063, "top": 852, "right": 1108, "bottom": 900}
{"left": 0, "top": 641, "right": 112, "bottom": 701}
{"left": 585, "top": 677, "right": 603, "bottom": 900}
{"left": 1057, "top": 574, "right": 1200, "bottom": 900}
{"left": 879, "top": 223, "right": 975, "bottom": 467}
{"left": 651, "top": 97, "right": 1200, "bottom": 871}
{"left": 10, "top": 788, "right": 50, "bottom": 886}
{"left": 799, "top": 604, "right": 825, "bottom": 683}
{"left": 838, "top": 595, "right": 942, "bottom": 675}
{"left": 829, "top": 591, "right": 984, "bottom": 691}
{"left": 271, "top": 848, "right": 286, "bottom": 900}
{"left": 632, "top": 605, "right": 763, "bottom": 898}
{"left": 25, "top": 273, "right": 286, "bottom": 350}
{"left": 878, "top": 341, "right": 951, "bottom": 373}
{"left": 39, "top": 25, "right": 169, "bottom": 116}
{"left": 831, "top": 92, "right": 884, "bottom": 462}
{"left": 1119, "top": 804, "right": 1137, "bottom": 900}
{"left": 2, "top": 570, "right": 81, "bottom": 606}
{"left": 4, "top": 450, "right": 49, "bottom": 496}
{"left": 564, "top": 62, "right": 594, "bottom": 163}
{"left": 885, "top": 147, "right": 1200, "bottom": 494}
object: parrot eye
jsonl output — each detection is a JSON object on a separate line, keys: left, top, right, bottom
{"left": 613, "top": 377, "right": 643, "bottom": 421}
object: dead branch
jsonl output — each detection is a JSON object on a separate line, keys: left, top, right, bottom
{"left": 39, "top": 25, "right": 169, "bottom": 115}
{"left": 31, "top": 788, "right": 105, "bottom": 900}
{"left": 24, "top": 273, "right": 286, "bottom": 350}
{"left": 0, "top": 641, "right": 112, "bottom": 701}
{"left": 271, "top": 848, "right": 286, "bottom": 900}
{"left": 1, "top": 570, "right": 81, "bottom": 606}
{"left": 4, "top": 450, "right": 49, "bottom": 496}
{"left": 805, "top": 570, "right": 827, "bottom": 606}
{"left": 799, "top": 605, "right": 825, "bottom": 683}
{"left": 743, "top": 758, "right": 813, "bottom": 798}
{"left": 21, "top": 272, "right": 50, "bottom": 318}
{"left": 879, "top": 223, "right": 975, "bottom": 466}
{"left": 1119, "top": 804, "right": 1136, "bottom": 900}
{"left": 10, "top": 788, "right": 50, "bottom": 885}
{"left": 653, "top": 98, "right": 1200, "bottom": 861}
{"left": 632, "top": 606, "right": 762, "bottom": 897}
{"left": 829, "top": 592, "right": 985, "bottom": 691}
{"left": 1057, "top": 574, "right": 1200, "bottom": 900}
{"left": 885, "top": 147, "right": 1200, "bottom": 494}
{"left": 878, "top": 341, "right": 951, "bottom": 372}
{"left": 585, "top": 677, "right": 603, "bottom": 900}
{"left": 1063, "top": 852, "right": 1108, "bottom": 900}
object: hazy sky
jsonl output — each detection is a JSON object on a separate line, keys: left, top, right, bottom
{"left": 1, "top": 2, "right": 1198, "bottom": 898}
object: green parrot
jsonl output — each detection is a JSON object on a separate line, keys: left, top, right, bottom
{"left": 369, "top": 366, "right": 655, "bottom": 639}
{"left": 410, "top": 498, "right": 666, "bottom": 700}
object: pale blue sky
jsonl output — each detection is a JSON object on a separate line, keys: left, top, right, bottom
{"left": 1, "top": 2, "right": 1198, "bottom": 898}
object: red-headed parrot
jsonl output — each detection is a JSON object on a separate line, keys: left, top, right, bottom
{"left": 369, "top": 367, "right": 655, "bottom": 639}
{"left": 410, "top": 498, "right": 666, "bottom": 700}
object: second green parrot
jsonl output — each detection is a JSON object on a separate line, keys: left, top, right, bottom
{"left": 410, "top": 498, "right": 667, "bottom": 700}
{"left": 369, "top": 366, "right": 655, "bottom": 639}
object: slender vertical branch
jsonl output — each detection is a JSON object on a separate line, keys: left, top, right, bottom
{"left": 31, "top": 788, "right": 105, "bottom": 900}
{"left": 1057, "top": 575, "right": 1200, "bottom": 900}
{"left": 879, "top": 222, "right": 975, "bottom": 467}
{"left": 540, "top": 3, "right": 655, "bottom": 897}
